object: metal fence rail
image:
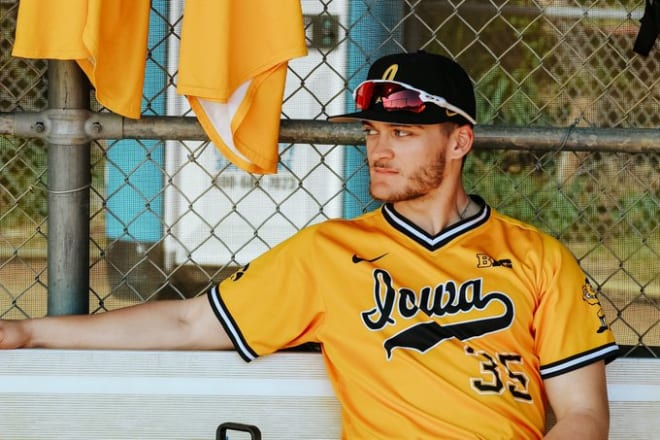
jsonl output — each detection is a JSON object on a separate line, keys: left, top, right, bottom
{"left": 0, "top": 0, "right": 657, "bottom": 357}
{"left": 3, "top": 113, "right": 660, "bottom": 152}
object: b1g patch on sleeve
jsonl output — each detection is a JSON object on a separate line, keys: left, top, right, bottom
{"left": 581, "top": 278, "right": 610, "bottom": 334}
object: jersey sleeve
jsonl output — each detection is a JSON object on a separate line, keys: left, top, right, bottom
{"left": 207, "top": 227, "right": 326, "bottom": 362}
{"left": 533, "top": 236, "right": 619, "bottom": 379}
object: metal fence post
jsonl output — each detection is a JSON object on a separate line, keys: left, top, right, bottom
{"left": 46, "top": 60, "right": 90, "bottom": 315}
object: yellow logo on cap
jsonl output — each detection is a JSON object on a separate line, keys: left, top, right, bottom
{"left": 381, "top": 64, "right": 398, "bottom": 80}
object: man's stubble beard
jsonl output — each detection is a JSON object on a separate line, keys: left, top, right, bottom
{"left": 370, "top": 150, "right": 446, "bottom": 203}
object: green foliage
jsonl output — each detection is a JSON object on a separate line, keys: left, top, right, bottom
{"left": 476, "top": 68, "right": 545, "bottom": 125}
{"left": 463, "top": 150, "right": 657, "bottom": 243}
{"left": 0, "top": 136, "right": 47, "bottom": 228}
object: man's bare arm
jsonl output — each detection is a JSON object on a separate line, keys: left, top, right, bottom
{"left": 0, "top": 294, "right": 233, "bottom": 351}
{"left": 543, "top": 360, "right": 609, "bottom": 440}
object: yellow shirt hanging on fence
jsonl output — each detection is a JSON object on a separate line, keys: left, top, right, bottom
{"left": 12, "top": 0, "right": 150, "bottom": 119}
{"left": 177, "top": 1, "right": 308, "bottom": 174}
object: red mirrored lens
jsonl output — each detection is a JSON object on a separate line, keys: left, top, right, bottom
{"left": 381, "top": 90, "right": 426, "bottom": 113}
{"left": 355, "top": 82, "right": 376, "bottom": 110}
{"left": 354, "top": 82, "right": 425, "bottom": 113}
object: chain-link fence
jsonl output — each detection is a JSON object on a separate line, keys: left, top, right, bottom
{"left": 0, "top": 0, "right": 658, "bottom": 356}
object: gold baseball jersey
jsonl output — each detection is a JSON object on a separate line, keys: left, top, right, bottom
{"left": 12, "top": 0, "right": 150, "bottom": 118}
{"left": 177, "top": 0, "right": 307, "bottom": 174}
{"left": 208, "top": 196, "right": 618, "bottom": 439}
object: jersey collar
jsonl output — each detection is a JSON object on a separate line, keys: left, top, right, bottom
{"left": 381, "top": 195, "right": 490, "bottom": 251}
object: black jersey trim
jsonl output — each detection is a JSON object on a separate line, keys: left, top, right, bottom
{"left": 539, "top": 343, "right": 620, "bottom": 379}
{"left": 207, "top": 285, "right": 259, "bottom": 362}
{"left": 382, "top": 195, "right": 490, "bottom": 251}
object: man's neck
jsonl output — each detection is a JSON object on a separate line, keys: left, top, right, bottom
{"left": 392, "top": 188, "right": 474, "bottom": 235}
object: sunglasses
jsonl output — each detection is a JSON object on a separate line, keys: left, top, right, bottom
{"left": 353, "top": 80, "right": 476, "bottom": 124}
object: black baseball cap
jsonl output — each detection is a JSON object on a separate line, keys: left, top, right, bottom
{"left": 328, "top": 50, "right": 476, "bottom": 125}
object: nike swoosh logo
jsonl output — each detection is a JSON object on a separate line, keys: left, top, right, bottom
{"left": 352, "top": 253, "right": 387, "bottom": 264}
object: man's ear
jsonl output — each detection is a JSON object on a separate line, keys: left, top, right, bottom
{"left": 449, "top": 124, "right": 474, "bottom": 161}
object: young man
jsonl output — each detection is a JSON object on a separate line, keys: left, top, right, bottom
{"left": 0, "top": 51, "right": 618, "bottom": 439}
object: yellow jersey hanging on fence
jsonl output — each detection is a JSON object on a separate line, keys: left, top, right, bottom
{"left": 177, "top": 1, "right": 308, "bottom": 174}
{"left": 12, "top": 0, "right": 150, "bottom": 119}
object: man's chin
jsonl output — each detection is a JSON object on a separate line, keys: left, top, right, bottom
{"left": 369, "top": 186, "right": 390, "bottom": 203}
{"left": 370, "top": 188, "right": 425, "bottom": 204}
{"left": 369, "top": 190, "right": 398, "bottom": 204}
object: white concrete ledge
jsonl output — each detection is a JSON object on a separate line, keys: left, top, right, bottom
{"left": 0, "top": 350, "right": 657, "bottom": 439}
